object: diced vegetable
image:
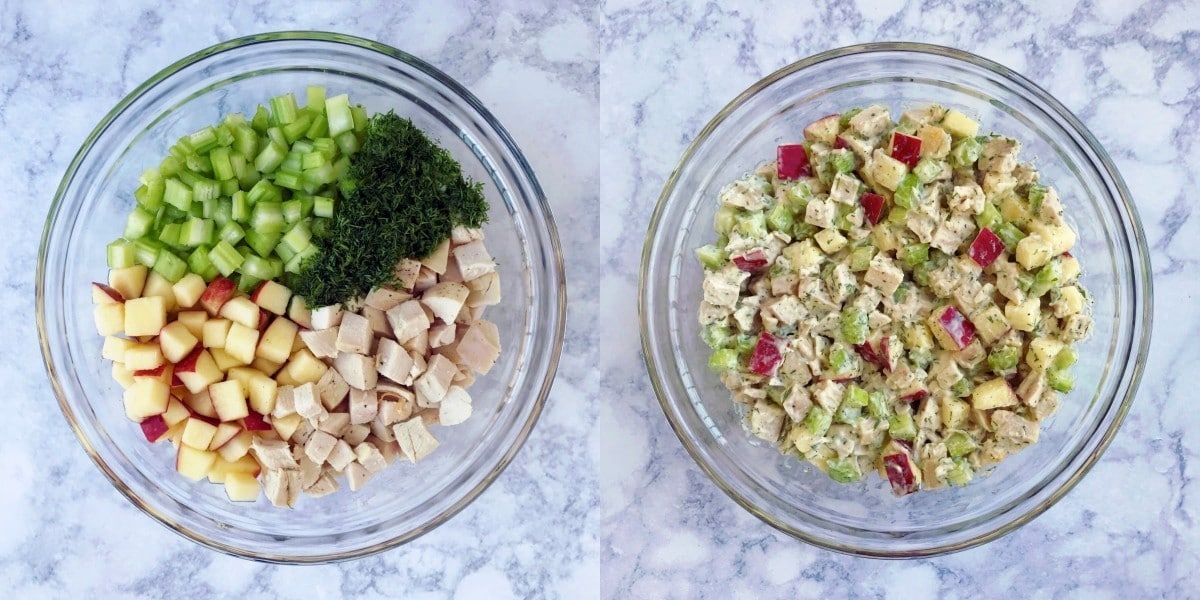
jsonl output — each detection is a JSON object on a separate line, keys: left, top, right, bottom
{"left": 776, "top": 144, "right": 812, "bottom": 180}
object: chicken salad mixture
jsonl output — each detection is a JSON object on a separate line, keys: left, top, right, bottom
{"left": 696, "top": 104, "right": 1091, "bottom": 495}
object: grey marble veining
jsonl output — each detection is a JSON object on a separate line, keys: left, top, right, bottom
{"left": 3, "top": 0, "right": 1198, "bottom": 597}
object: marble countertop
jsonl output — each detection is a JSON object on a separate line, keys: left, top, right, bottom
{"left": 2, "top": 0, "right": 1196, "bottom": 598}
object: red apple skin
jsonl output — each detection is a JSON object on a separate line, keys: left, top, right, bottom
{"left": 198, "top": 276, "right": 237, "bottom": 316}
{"left": 257, "top": 310, "right": 271, "bottom": 331}
{"left": 92, "top": 282, "right": 125, "bottom": 303}
{"left": 175, "top": 347, "right": 203, "bottom": 373}
{"left": 890, "top": 132, "right": 922, "bottom": 168}
{"left": 776, "top": 144, "right": 812, "bottom": 180}
{"left": 853, "top": 343, "right": 882, "bottom": 368}
{"left": 139, "top": 415, "right": 170, "bottom": 443}
{"left": 884, "top": 452, "right": 920, "bottom": 496}
{"left": 900, "top": 388, "right": 928, "bottom": 403}
{"left": 833, "top": 136, "right": 849, "bottom": 150}
{"left": 133, "top": 365, "right": 168, "bottom": 378}
{"left": 936, "top": 306, "right": 977, "bottom": 350}
{"left": 860, "top": 193, "right": 885, "bottom": 226}
{"left": 242, "top": 412, "right": 272, "bottom": 431}
{"left": 748, "top": 332, "right": 783, "bottom": 377}
{"left": 731, "top": 249, "right": 769, "bottom": 272}
{"left": 878, "top": 336, "right": 896, "bottom": 372}
{"left": 968, "top": 227, "right": 1005, "bottom": 268}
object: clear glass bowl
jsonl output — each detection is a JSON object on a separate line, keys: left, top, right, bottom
{"left": 36, "top": 32, "right": 566, "bottom": 563}
{"left": 640, "top": 43, "right": 1153, "bottom": 557}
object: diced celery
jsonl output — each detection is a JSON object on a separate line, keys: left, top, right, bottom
{"left": 1047, "top": 368, "right": 1075, "bottom": 393}
{"left": 281, "top": 221, "right": 312, "bottom": 253}
{"left": 133, "top": 238, "right": 162, "bottom": 267}
{"left": 251, "top": 105, "right": 270, "bottom": 133}
{"left": 888, "top": 413, "right": 917, "bottom": 440}
{"left": 268, "top": 257, "right": 284, "bottom": 279}
{"left": 1027, "top": 184, "right": 1048, "bottom": 214}
{"left": 269, "top": 93, "right": 299, "bottom": 126}
{"left": 694, "top": 244, "right": 727, "bottom": 270}
{"left": 945, "top": 458, "right": 974, "bottom": 486}
{"left": 283, "top": 243, "right": 317, "bottom": 273}
{"left": 306, "top": 86, "right": 326, "bottom": 113}
{"left": 219, "top": 177, "right": 239, "bottom": 197}
{"left": 987, "top": 346, "right": 1020, "bottom": 372}
{"left": 250, "top": 202, "right": 285, "bottom": 234}
{"left": 254, "top": 140, "right": 288, "bottom": 174}
{"left": 231, "top": 191, "right": 251, "bottom": 222}
{"left": 701, "top": 323, "right": 734, "bottom": 350}
{"left": 306, "top": 114, "right": 330, "bottom": 139}
{"left": 838, "top": 108, "right": 862, "bottom": 128}
{"left": 829, "top": 150, "right": 856, "bottom": 174}
{"left": 187, "top": 126, "right": 219, "bottom": 154}
{"left": 237, "top": 273, "right": 263, "bottom": 294}
{"left": 709, "top": 347, "right": 742, "bottom": 373}
{"left": 866, "top": 390, "right": 891, "bottom": 419}
{"left": 913, "top": 261, "right": 934, "bottom": 287}
{"left": 950, "top": 137, "right": 982, "bottom": 168}
{"left": 282, "top": 113, "right": 313, "bottom": 143}
{"left": 232, "top": 125, "right": 258, "bottom": 158}
{"left": 785, "top": 182, "right": 812, "bottom": 212}
{"left": 913, "top": 157, "right": 945, "bottom": 183}
{"left": 945, "top": 432, "right": 977, "bottom": 458}
{"left": 273, "top": 170, "right": 304, "bottom": 191}
{"left": 274, "top": 239, "right": 298, "bottom": 263}
{"left": 804, "top": 406, "right": 833, "bottom": 436}
{"left": 281, "top": 199, "right": 303, "bottom": 224}
{"left": 303, "top": 164, "right": 337, "bottom": 189}
{"left": 163, "top": 178, "right": 193, "bottom": 211}
{"left": 157, "top": 223, "right": 181, "bottom": 248}
{"left": 191, "top": 178, "right": 220, "bottom": 203}
{"left": 892, "top": 282, "right": 911, "bottom": 303}
{"left": 241, "top": 254, "right": 275, "bottom": 280}
{"left": 214, "top": 124, "right": 234, "bottom": 147}
{"left": 217, "top": 221, "right": 246, "bottom": 246}
{"left": 848, "top": 245, "right": 875, "bottom": 272}
{"left": 951, "top": 378, "right": 974, "bottom": 398}
{"left": 1053, "top": 348, "right": 1078, "bottom": 370}
{"left": 209, "top": 240, "right": 244, "bottom": 277}
{"left": 107, "top": 239, "right": 136, "bottom": 268}
{"left": 325, "top": 94, "right": 354, "bottom": 137}
{"left": 159, "top": 155, "right": 182, "bottom": 178}
{"left": 1029, "top": 259, "right": 1062, "bottom": 298}
{"left": 826, "top": 457, "right": 863, "bottom": 483}
{"left": 899, "top": 242, "right": 930, "bottom": 267}
{"left": 975, "top": 202, "right": 1002, "bottom": 230}
{"left": 124, "top": 207, "right": 156, "bottom": 239}
{"left": 735, "top": 211, "right": 768, "bottom": 239}
{"left": 351, "top": 105, "right": 368, "bottom": 133}
{"left": 152, "top": 249, "right": 187, "bottom": 283}
{"left": 208, "top": 147, "right": 234, "bottom": 181}
{"left": 180, "top": 217, "right": 214, "bottom": 247}
{"left": 247, "top": 179, "right": 280, "bottom": 205}
{"left": 792, "top": 222, "right": 818, "bottom": 240}
{"left": 844, "top": 385, "right": 869, "bottom": 409}
{"left": 835, "top": 404, "right": 862, "bottom": 424}
{"left": 297, "top": 194, "right": 315, "bottom": 217}
{"left": 185, "top": 152, "right": 212, "bottom": 174}
{"left": 828, "top": 345, "right": 855, "bottom": 375}
{"left": 244, "top": 228, "right": 281, "bottom": 258}
{"left": 1017, "top": 272, "right": 1034, "bottom": 294}
{"left": 188, "top": 246, "right": 214, "bottom": 277}
{"left": 888, "top": 206, "right": 909, "bottom": 224}
{"left": 766, "top": 202, "right": 795, "bottom": 233}
{"left": 839, "top": 308, "right": 868, "bottom": 345}
{"left": 893, "top": 173, "right": 922, "bottom": 209}
{"left": 313, "top": 195, "right": 334, "bottom": 218}
{"left": 908, "top": 348, "right": 933, "bottom": 370}
{"left": 335, "top": 130, "right": 360, "bottom": 155}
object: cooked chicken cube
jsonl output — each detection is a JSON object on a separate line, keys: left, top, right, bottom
{"left": 325, "top": 439, "right": 357, "bottom": 471}
{"left": 354, "top": 442, "right": 388, "bottom": 474}
{"left": 334, "top": 352, "right": 377, "bottom": 391}
{"left": 316, "top": 366, "right": 350, "bottom": 410}
{"left": 456, "top": 320, "right": 501, "bottom": 375}
{"left": 438, "top": 385, "right": 473, "bottom": 426}
{"left": 386, "top": 300, "right": 432, "bottom": 344}
{"left": 393, "top": 418, "right": 440, "bottom": 463}
{"left": 304, "top": 430, "right": 338, "bottom": 464}
{"left": 292, "top": 382, "right": 326, "bottom": 421}
{"left": 415, "top": 354, "right": 458, "bottom": 407}
{"left": 252, "top": 437, "right": 299, "bottom": 470}
{"left": 310, "top": 305, "right": 343, "bottom": 330}
{"left": 304, "top": 473, "right": 339, "bottom": 498}
{"left": 453, "top": 240, "right": 496, "bottom": 281}
{"left": 394, "top": 258, "right": 423, "bottom": 290}
{"left": 349, "top": 388, "right": 379, "bottom": 425}
{"left": 298, "top": 328, "right": 338, "bottom": 359}
{"left": 420, "top": 281, "right": 470, "bottom": 324}
{"left": 335, "top": 312, "right": 373, "bottom": 355}
{"left": 345, "top": 462, "right": 372, "bottom": 492}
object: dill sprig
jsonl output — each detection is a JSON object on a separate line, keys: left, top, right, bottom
{"left": 292, "top": 111, "right": 488, "bottom": 306}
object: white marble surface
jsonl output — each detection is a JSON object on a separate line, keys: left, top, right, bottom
{"left": 598, "top": 0, "right": 1198, "bottom": 598}
{"left": 0, "top": 1, "right": 598, "bottom": 598}
{"left": 4, "top": 0, "right": 1199, "bottom": 597}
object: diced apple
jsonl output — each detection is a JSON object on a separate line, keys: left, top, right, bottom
{"left": 889, "top": 132, "right": 922, "bottom": 168}
{"left": 246, "top": 372, "right": 278, "bottom": 415}
{"left": 1027, "top": 337, "right": 1066, "bottom": 372}
{"left": 125, "top": 343, "right": 164, "bottom": 371}
{"left": 860, "top": 192, "right": 885, "bottom": 226}
{"left": 250, "top": 280, "right": 292, "bottom": 316}
{"left": 224, "top": 322, "right": 260, "bottom": 365}
{"left": 169, "top": 272, "right": 205, "bottom": 309}
{"left": 869, "top": 149, "right": 908, "bottom": 191}
{"left": 287, "top": 295, "right": 312, "bottom": 328}
{"left": 123, "top": 378, "right": 170, "bottom": 421}
{"left": 223, "top": 471, "right": 261, "bottom": 502}
{"left": 176, "top": 445, "right": 218, "bottom": 481}
{"left": 202, "top": 318, "right": 232, "bottom": 349}
{"left": 209, "top": 379, "right": 249, "bottom": 422}
{"left": 216, "top": 430, "right": 254, "bottom": 462}
{"left": 108, "top": 265, "right": 148, "bottom": 300}
{"left": 803, "top": 113, "right": 840, "bottom": 145}
{"left": 940, "top": 396, "right": 971, "bottom": 430}
{"left": 251, "top": 356, "right": 283, "bottom": 377}
{"left": 972, "top": 377, "right": 1019, "bottom": 410}
{"left": 242, "top": 411, "right": 272, "bottom": 431}
{"left": 257, "top": 317, "right": 298, "bottom": 364}
{"left": 94, "top": 303, "right": 125, "bottom": 336}
{"left": 198, "top": 275, "right": 237, "bottom": 316}
{"left": 101, "top": 336, "right": 135, "bottom": 362}
{"left": 776, "top": 144, "right": 811, "bottom": 180}
{"left": 969, "top": 305, "right": 1010, "bottom": 344}
{"left": 132, "top": 363, "right": 172, "bottom": 386}
{"left": 968, "top": 228, "right": 1005, "bottom": 268}
{"left": 280, "top": 349, "right": 328, "bottom": 385}
{"left": 208, "top": 422, "right": 242, "bottom": 450}
{"left": 139, "top": 414, "right": 170, "bottom": 443}
{"left": 219, "top": 296, "right": 261, "bottom": 329}
{"left": 175, "top": 347, "right": 224, "bottom": 394}
{"left": 91, "top": 282, "right": 124, "bottom": 304}
{"left": 1004, "top": 297, "right": 1041, "bottom": 332}
{"left": 175, "top": 310, "right": 207, "bottom": 339}
{"left": 272, "top": 413, "right": 303, "bottom": 440}
{"left": 747, "top": 332, "right": 783, "bottom": 377}
{"left": 124, "top": 296, "right": 166, "bottom": 337}
{"left": 158, "top": 321, "right": 198, "bottom": 363}
{"left": 883, "top": 443, "right": 922, "bottom": 496}
{"left": 112, "top": 362, "right": 136, "bottom": 389}
{"left": 210, "top": 347, "right": 247, "bottom": 370}
{"left": 928, "top": 305, "right": 976, "bottom": 351}
{"left": 1060, "top": 254, "right": 1081, "bottom": 284}
{"left": 941, "top": 109, "right": 979, "bottom": 138}
{"left": 181, "top": 417, "right": 219, "bottom": 449}
{"left": 184, "top": 388, "right": 218, "bottom": 419}
{"left": 162, "top": 396, "right": 191, "bottom": 427}
{"left": 142, "top": 272, "right": 177, "bottom": 313}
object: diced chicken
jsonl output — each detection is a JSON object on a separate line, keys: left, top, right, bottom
{"left": 849, "top": 104, "right": 890, "bottom": 138}
{"left": 450, "top": 225, "right": 484, "bottom": 245}
{"left": 991, "top": 410, "right": 1039, "bottom": 446}
{"left": 413, "top": 266, "right": 438, "bottom": 293}
{"left": 343, "top": 462, "right": 371, "bottom": 492}
{"left": 362, "top": 306, "right": 392, "bottom": 340}
{"left": 262, "top": 468, "right": 292, "bottom": 508}
{"left": 349, "top": 388, "right": 379, "bottom": 425}
{"left": 902, "top": 104, "right": 947, "bottom": 126}
{"left": 421, "top": 239, "right": 451, "bottom": 275}
{"left": 731, "top": 300, "right": 758, "bottom": 333}
{"left": 979, "top": 136, "right": 1020, "bottom": 173}
{"left": 915, "top": 124, "right": 951, "bottom": 159}
{"left": 304, "top": 473, "right": 340, "bottom": 498}
{"left": 782, "top": 386, "right": 813, "bottom": 422}
{"left": 354, "top": 442, "right": 388, "bottom": 474}
{"left": 828, "top": 173, "right": 861, "bottom": 205}
{"left": 374, "top": 337, "right": 415, "bottom": 384}
{"left": 272, "top": 385, "right": 296, "bottom": 418}
{"left": 252, "top": 437, "right": 299, "bottom": 470}
{"left": 1016, "top": 370, "right": 1047, "bottom": 407}
{"left": 457, "top": 321, "right": 501, "bottom": 375}
{"left": 748, "top": 399, "right": 786, "bottom": 442}
{"left": 343, "top": 424, "right": 370, "bottom": 446}
{"left": 316, "top": 412, "right": 350, "bottom": 437}
{"left": 768, "top": 295, "right": 805, "bottom": 328}
{"left": 364, "top": 286, "right": 412, "bottom": 312}
{"left": 810, "top": 379, "right": 845, "bottom": 412}
{"left": 930, "top": 211, "right": 976, "bottom": 254}
{"left": 1060, "top": 313, "right": 1093, "bottom": 343}
{"left": 310, "top": 305, "right": 343, "bottom": 330}
{"left": 298, "top": 453, "right": 322, "bottom": 489}
{"left": 992, "top": 258, "right": 1026, "bottom": 304}
{"left": 316, "top": 366, "right": 350, "bottom": 410}
{"left": 334, "top": 352, "right": 377, "bottom": 391}
{"left": 804, "top": 198, "right": 835, "bottom": 229}
{"left": 402, "top": 328, "right": 430, "bottom": 356}
{"left": 1038, "top": 186, "right": 1065, "bottom": 225}
{"left": 864, "top": 254, "right": 904, "bottom": 296}
{"left": 827, "top": 263, "right": 857, "bottom": 304}
{"left": 304, "top": 430, "right": 338, "bottom": 464}
{"left": 293, "top": 382, "right": 326, "bottom": 421}
{"left": 428, "top": 321, "right": 457, "bottom": 348}
{"left": 409, "top": 351, "right": 428, "bottom": 383}
{"left": 393, "top": 418, "right": 440, "bottom": 463}
{"left": 291, "top": 419, "right": 316, "bottom": 445}
{"left": 453, "top": 240, "right": 496, "bottom": 281}
{"left": 325, "top": 439, "right": 357, "bottom": 471}
{"left": 905, "top": 205, "right": 940, "bottom": 243}
{"left": 438, "top": 385, "right": 473, "bottom": 426}
{"left": 465, "top": 271, "right": 501, "bottom": 307}
{"left": 393, "top": 258, "right": 423, "bottom": 290}
{"left": 718, "top": 177, "right": 770, "bottom": 211}
{"left": 949, "top": 183, "right": 985, "bottom": 215}
{"left": 377, "top": 386, "right": 416, "bottom": 424}
{"left": 420, "top": 282, "right": 469, "bottom": 324}
{"left": 703, "top": 264, "right": 749, "bottom": 309}
{"left": 415, "top": 354, "right": 458, "bottom": 406}
{"left": 299, "top": 328, "right": 339, "bottom": 359}
{"left": 386, "top": 300, "right": 432, "bottom": 344}
{"left": 335, "top": 312, "right": 373, "bottom": 355}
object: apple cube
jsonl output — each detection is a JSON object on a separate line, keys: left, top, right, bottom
{"left": 181, "top": 417, "right": 219, "bottom": 449}
{"left": 142, "top": 272, "right": 178, "bottom": 314}
{"left": 101, "top": 336, "right": 135, "bottom": 362}
{"left": 202, "top": 318, "right": 232, "bottom": 349}
{"left": 1004, "top": 297, "right": 1041, "bottom": 332}
{"left": 210, "top": 347, "right": 247, "bottom": 371}
{"left": 184, "top": 388, "right": 218, "bottom": 419}
{"left": 124, "top": 296, "right": 166, "bottom": 337}
{"left": 803, "top": 113, "right": 840, "bottom": 145}
{"left": 123, "top": 378, "right": 170, "bottom": 421}
{"left": 132, "top": 364, "right": 172, "bottom": 386}
{"left": 860, "top": 192, "right": 885, "bottom": 226}
{"left": 216, "top": 430, "right": 254, "bottom": 462}
{"left": 272, "top": 413, "right": 303, "bottom": 440}
{"left": 251, "top": 280, "right": 292, "bottom": 315}
{"left": 941, "top": 109, "right": 980, "bottom": 138}
{"left": 125, "top": 343, "right": 164, "bottom": 371}
{"left": 868, "top": 149, "right": 909, "bottom": 191}
{"left": 747, "top": 332, "right": 783, "bottom": 377}
{"left": 288, "top": 295, "right": 312, "bottom": 328}
{"left": 731, "top": 248, "right": 769, "bottom": 273}
{"left": 174, "top": 310, "right": 207, "bottom": 338}
{"left": 246, "top": 372, "right": 278, "bottom": 415}
{"left": 158, "top": 321, "right": 199, "bottom": 363}
{"left": 139, "top": 414, "right": 171, "bottom": 443}
{"left": 928, "top": 305, "right": 976, "bottom": 351}
{"left": 971, "top": 377, "right": 1019, "bottom": 410}
{"left": 111, "top": 362, "right": 136, "bottom": 389}
{"left": 208, "top": 422, "right": 242, "bottom": 450}
{"left": 108, "top": 265, "right": 148, "bottom": 301}
{"left": 1027, "top": 337, "right": 1066, "bottom": 372}
{"left": 243, "top": 411, "right": 272, "bottom": 431}
{"left": 969, "top": 305, "right": 1010, "bottom": 344}
{"left": 209, "top": 379, "right": 249, "bottom": 422}
{"left": 940, "top": 396, "right": 971, "bottom": 430}
{"left": 223, "top": 471, "right": 261, "bottom": 502}
{"left": 198, "top": 275, "right": 237, "bottom": 316}
{"left": 889, "top": 132, "right": 923, "bottom": 168}
{"left": 171, "top": 273, "right": 206, "bottom": 309}
{"left": 211, "top": 454, "right": 262, "bottom": 481}
{"left": 219, "top": 296, "right": 260, "bottom": 330}
{"left": 281, "top": 349, "right": 328, "bottom": 385}
{"left": 883, "top": 442, "right": 922, "bottom": 496}
{"left": 224, "top": 322, "right": 260, "bottom": 365}
{"left": 968, "top": 228, "right": 1005, "bottom": 268}
{"left": 175, "top": 347, "right": 224, "bottom": 394}
{"left": 257, "top": 317, "right": 298, "bottom": 364}
{"left": 250, "top": 356, "right": 282, "bottom": 377}
{"left": 94, "top": 303, "right": 125, "bottom": 336}
{"left": 162, "top": 396, "right": 191, "bottom": 426}
{"left": 91, "top": 282, "right": 125, "bottom": 304}
{"left": 176, "top": 445, "right": 218, "bottom": 481}
{"left": 776, "top": 144, "right": 811, "bottom": 180}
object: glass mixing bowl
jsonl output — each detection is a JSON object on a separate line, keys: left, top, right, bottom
{"left": 37, "top": 32, "right": 566, "bottom": 563}
{"left": 640, "top": 43, "right": 1152, "bottom": 557}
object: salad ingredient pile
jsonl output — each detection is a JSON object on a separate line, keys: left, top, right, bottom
{"left": 696, "top": 103, "right": 1091, "bottom": 495}
{"left": 92, "top": 88, "right": 502, "bottom": 506}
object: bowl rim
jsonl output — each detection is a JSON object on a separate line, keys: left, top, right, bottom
{"left": 36, "top": 30, "right": 567, "bottom": 563}
{"left": 639, "top": 41, "right": 1153, "bottom": 558}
